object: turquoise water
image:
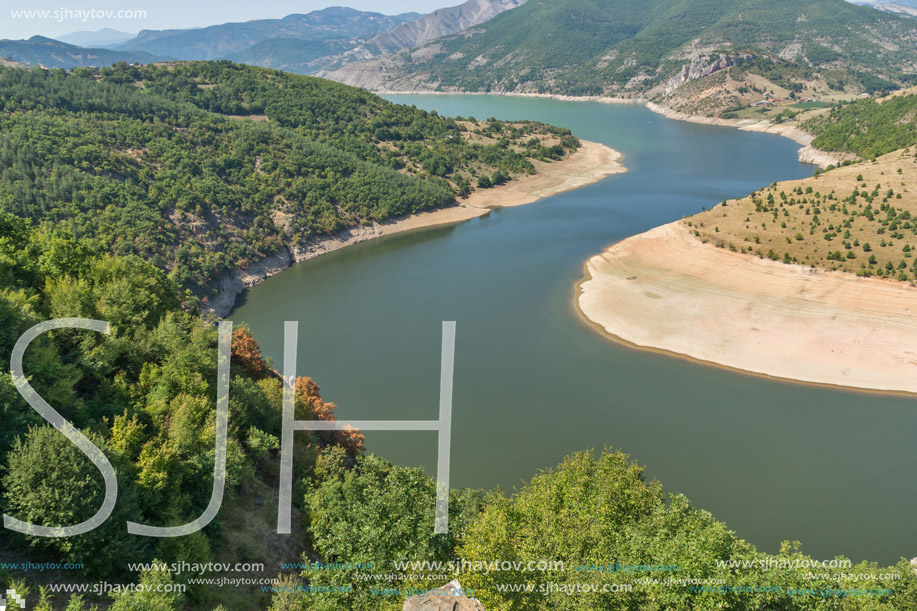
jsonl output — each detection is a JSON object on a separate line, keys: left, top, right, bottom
{"left": 232, "top": 96, "right": 917, "bottom": 564}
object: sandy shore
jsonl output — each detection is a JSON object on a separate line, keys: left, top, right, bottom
{"left": 378, "top": 91, "right": 845, "bottom": 168}
{"left": 577, "top": 221, "right": 917, "bottom": 394}
{"left": 643, "top": 102, "right": 852, "bottom": 169}
{"left": 377, "top": 90, "right": 647, "bottom": 105}
{"left": 463, "top": 140, "right": 626, "bottom": 208}
{"left": 204, "top": 140, "right": 625, "bottom": 317}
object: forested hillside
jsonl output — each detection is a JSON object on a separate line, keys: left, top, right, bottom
{"left": 2, "top": 145, "right": 916, "bottom": 611}
{"left": 0, "top": 62, "right": 578, "bottom": 301}
{"left": 327, "top": 0, "right": 917, "bottom": 101}
{"left": 803, "top": 91, "right": 917, "bottom": 158}
{"left": 0, "top": 214, "right": 367, "bottom": 609}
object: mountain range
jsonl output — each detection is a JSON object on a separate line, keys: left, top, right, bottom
{"left": 324, "top": 0, "right": 917, "bottom": 108}
{"left": 859, "top": 1, "right": 917, "bottom": 17}
{"left": 322, "top": 0, "right": 527, "bottom": 68}
{"left": 55, "top": 28, "right": 136, "bottom": 48}
{"left": 1, "top": 1, "right": 524, "bottom": 73}
{"left": 113, "top": 7, "right": 422, "bottom": 61}
{"left": 5, "top": 0, "right": 916, "bottom": 118}
{"left": 0, "top": 36, "right": 165, "bottom": 68}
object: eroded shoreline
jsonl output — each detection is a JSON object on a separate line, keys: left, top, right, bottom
{"left": 205, "top": 140, "right": 625, "bottom": 317}
{"left": 576, "top": 221, "right": 917, "bottom": 395}
{"left": 377, "top": 91, "right": 845, "bottom": 168}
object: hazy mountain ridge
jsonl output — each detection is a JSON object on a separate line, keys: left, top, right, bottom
{"left": 115, "top": 7, "right": 422, "bottom": 61}
{"left": 227, "top": 37, "right": 360, "bottom": 73}
{"left": 325, "top": 0, "right": 917, "bottom": 103}
{"left": 0, "top": 35, "right": 166, "bottom": 68}
{"left": 869, "top": 1, "right": 917, "bottom": 17}
{"left": 55, "top": 28, "right": 136, "bottom": 48}
{"left": 322, "top": 0, "right": 528, "bottom": 69}
{"left": 2, "top": 2, "right": 529, "bottom": 75}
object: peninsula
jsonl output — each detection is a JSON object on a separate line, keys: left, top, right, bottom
{"left": 578, "top": 146, "right": 917, "bottom": 394}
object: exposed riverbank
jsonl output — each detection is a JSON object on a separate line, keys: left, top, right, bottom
{"left": 576, "top": 221, "right": 917, "bottom": 395}
{"left": 378, "top": 91, "right": 847, "bottom": 168}
{"left": 204, "top": 140, "right": 625, "bottom": 317}
{"left": 644, "top": 102, "right": 853, "bottom": 169}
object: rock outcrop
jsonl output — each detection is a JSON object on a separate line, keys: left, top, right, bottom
{"left": 322, "top": 0, "right": 527, "bottom": 87}
{"left": 655, "top": 53, "right": 755, "bottom": 97}
{"left": 332, "top": 0, "right": 526, "bottom": 65}
{"left": 402, "top": 580, "right": 486, "bottom": 611}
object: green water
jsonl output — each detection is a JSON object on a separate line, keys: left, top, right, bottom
{"left": 232, "top": 96, "right": 917, "bottom": 564}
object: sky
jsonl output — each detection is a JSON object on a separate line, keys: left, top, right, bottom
{"left": 0, "top": 0, "right": 458, "bottom": 40}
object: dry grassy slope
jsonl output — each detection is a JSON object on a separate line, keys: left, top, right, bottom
{"left": 657, "top": 63, "right": 853, "bottom": 118}
{"left": 689, "top": 147, "right": 917, "bottom": 282}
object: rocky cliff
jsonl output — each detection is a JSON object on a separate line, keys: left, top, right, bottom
{"left": 321, "top": 0, "right": 526, "bottom": 77}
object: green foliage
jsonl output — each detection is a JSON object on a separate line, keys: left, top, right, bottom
{"left": 108, "top": 563, "right": 185, "bottom": 611}
{"left": 454, "top": 448, "right": 917, "bottom": 611}
{"left": 299, "top": 447, "right": 484, "bottom": 611}
{"left": 246, "top": 426, "right": 280, "bottom": 460}
{"left": 0, "top": 62, "right": 577, "bottom": 297}
{"left": 2, "top": 426, "right": 148, "bottom": 574}
{"left": 804, "top": 94, "right": 917, "bottom": 157}
{"left": 0, "top": 221, "right": 351, "bottom": 587}
{"left": 458, "top": 448, "right": 662, "bottom": 609}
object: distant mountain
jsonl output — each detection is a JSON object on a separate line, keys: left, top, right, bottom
{"left": 116, "top": 7, "right": 422, "bottom": 60}
{"left": 325, "top": 0, "right": 528, "bottom": 68}
{"left": 850, "top": 0, "right": 917, "bottom": 7}
{"left": 860, "top": 1, "right": 917, "bottom": 17}
{"left": 326, "top": 0, "right": 917, "bottom": 101}
{"left": 0, "top": 36, "right": 166, "bottom": 68}
{"left": 56, "top": 28, "right": 135, "bottom": 48}
{"left": 227, "top": 37, "right": 358, "bottom": 74}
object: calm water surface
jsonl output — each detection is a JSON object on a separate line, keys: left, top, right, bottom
{"left": 233, "top": 96, "right": 917, "bottom": 564}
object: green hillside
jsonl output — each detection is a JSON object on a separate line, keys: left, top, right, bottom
{"left": 803, "top": 91, "right": 917, "bottom": 158}
{"left": 0, "top": 61, "right": 577, "bottom": 299}
{"left": 357, "top": 0, "right": 917, "bottom": 97}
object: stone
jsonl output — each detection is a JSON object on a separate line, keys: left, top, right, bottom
{"left": 402, "top": 580, "right": 486, "bottom": 611}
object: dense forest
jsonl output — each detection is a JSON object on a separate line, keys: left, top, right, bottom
{"left": 0, "top": 62, "right": 578, "bottom": 300}
{"left": 0, "top": 213, "right": 366, "bottom": 609}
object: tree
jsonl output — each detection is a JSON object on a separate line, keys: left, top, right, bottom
{"left": 290, "top": 448, "right": 483, "bottom": 611}
{"left": 458, "top": 448, "right": 662, "bottom": 610}
{"left": 231, "top": 327, "right": 270, "bottom": 379}
{"left": 109, "top": 563, "right": 184, "bottom": 611}
{"left": 2, "top": 426, "right": 148, "bottom": 574}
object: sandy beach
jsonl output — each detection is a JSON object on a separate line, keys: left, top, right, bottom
{"left": 577, "top": 221, "right": 917, "bottom": 394}
{"left": 463, "top": 140, "right": 626, "bottom": 208}
{"left": 206, "top": 139, "right": 625, "bottom": 316}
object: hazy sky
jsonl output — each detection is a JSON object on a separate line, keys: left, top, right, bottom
{"left": 0, "top": 0, "right": 458, "bottom": 40}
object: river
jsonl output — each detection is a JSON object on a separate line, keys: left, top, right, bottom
{"left": 232, "top": 95, "right": 917, "bottom": 564}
